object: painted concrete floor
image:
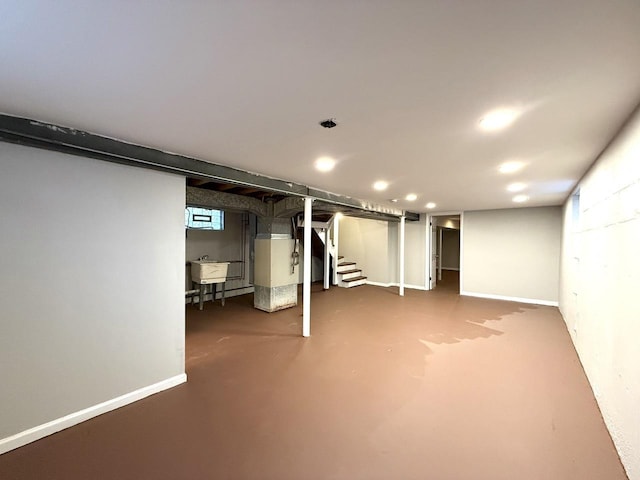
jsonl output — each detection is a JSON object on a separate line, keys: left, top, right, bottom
{"left": 0, "top": 277, "right": 628, "bottom": 479}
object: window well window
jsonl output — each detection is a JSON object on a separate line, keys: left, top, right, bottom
{"left": 185, "top": 206, "right": 224, "bottom": 230}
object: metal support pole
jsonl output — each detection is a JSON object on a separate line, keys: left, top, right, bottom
{"left": 303, "top": 197, "right": 313, "bottom": 337}
{"left": 323, "top": 228, "right": 330, "bottom": 290}
{"left": 424, "top": 214, "right": 430, "bottom": 290}
{"left": 332, "top": 214, "right": 340, "bottom": 285}
{"left": 438, "top": 227, "right": 443, "bottom": 282}
{"left": 399, "top": 215, "right": 406, "bottom": 296}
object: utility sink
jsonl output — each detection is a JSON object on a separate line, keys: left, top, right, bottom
{"left": 191, "top": 261, "right": 230, "bottom": 284}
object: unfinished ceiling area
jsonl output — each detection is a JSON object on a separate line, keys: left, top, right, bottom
{"left": 1, "top": 1, "right": 640, "bottom": 212}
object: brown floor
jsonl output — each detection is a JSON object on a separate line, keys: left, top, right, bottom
{"left": 0, "top": 279, "right": 627, "bottom": 480}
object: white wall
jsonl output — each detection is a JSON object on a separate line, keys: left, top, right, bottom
{"left": 388, "top": 221, "right": 398, "bottom": 283}
{"left": 339, "top": 216, "right": 391, "bottom": 284}
{"left": 462, "top": 206, "right": 562, "bottom": 304}
{"left": 338, "top": 215, "right": 426, "bottom": 288}
{"left": 404, "top": 215, "right": 427, "bottom": 288}
{"left": 0, "top": 143, "right": 185, "bottom": 451}
{"left": 559, "top": 107, "right": 640, "bottom": 480}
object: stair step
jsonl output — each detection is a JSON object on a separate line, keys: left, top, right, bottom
{"left": 339, "top": 275, "right": 367, "bottom": 288}
{"left": 338, "top": 268, "right": 361, "bottom": 275}
{"left": 336, "top": 263, "right": 356, "bottom": 273}
{"left": 339, "top": 269, "right": 362, "bottom": 280}
{"left": 336, "top": 262, "right": 356, "bottom": 272}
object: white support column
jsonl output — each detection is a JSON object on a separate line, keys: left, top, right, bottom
{"left": 323, "top": 228, "right": 330, "bottom": 290}
{"left": 424, "top": 214, "right": 430, "bottom": 290}
{"left": 399, "top": 215, "right": 406, "bottom": 296}
{"left": 438, "top": 226, "right": 443, "bottom": 282}
{"left": 332, "top": 214, "right": 340, "bottom": 285}
{"left": 303, "top": 197, "right": 313, "bottom": 337}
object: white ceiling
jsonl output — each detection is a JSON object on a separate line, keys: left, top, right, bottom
{"left": 2, "top": 1, "right": 640, "bottom": 213}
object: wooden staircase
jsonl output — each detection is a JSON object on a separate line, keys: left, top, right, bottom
{"left": 336, "top": 256, "right": 367, "bottom": 288}
{"left": 296, "top": 214, "right": 367, "bottom": 289}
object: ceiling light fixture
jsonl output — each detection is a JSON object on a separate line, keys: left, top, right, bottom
{"left": 314, "top": 156, "right": 336, "bottom": 172}
{"left": 389, "top": 199, "right": 398, "bottom": 203}
{"left": 405, "top": 193, "right": 417, "bottom": 201}
{"left": 507, "top": 182, "right": 526, "bottom": 192}
{"left": 479, "top": 108, "right": 519, "bottom": 132}
{"left": 373, "top": 180, "right": 389, "bottom": 191}
{"left": 425, "top": 202, "right": 436, "bottom": 209}
{"left": 512, "top": 194, "right": 529, "bottom": 203}
{"left": 498, "top": 161, "right": 525, "bottom": 174}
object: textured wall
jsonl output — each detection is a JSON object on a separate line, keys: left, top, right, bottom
{"left": 559, "top": 107, "right": 640, "bottom": 480}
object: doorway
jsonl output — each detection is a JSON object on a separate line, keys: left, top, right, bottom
{"left": 429, "top": 214, "right": 461, "bottom": 292}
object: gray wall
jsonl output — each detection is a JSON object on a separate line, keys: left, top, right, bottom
{"left": 559, "top": 107, "right": 640, "bottom": 480}
{"left": 441, "top": 228, "right": 460, "bottom": 270}
{"left": 0, "top": 143, "right": 185, "bottom": 439}
{"left": 462, "top": 206, "right": 562, "bottom": 303}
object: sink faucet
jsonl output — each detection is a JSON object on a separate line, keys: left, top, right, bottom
{"left": 198, "top": 255, "right": 209, "bottom": 261}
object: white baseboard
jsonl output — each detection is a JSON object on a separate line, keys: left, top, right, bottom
{"left": 0, "top": 373, "right": 187, "bottom": 455}
{"left": 460, "top": 291, "right": 559, "bottom": 307}
{"left": 365, "top": 280, "right": 394, "bottom": 288}
{"left": 366, "top": 281, "right": 429, "bottom": 291}
{"left": 404, "top": 283, "right": 429, "bottom": 291}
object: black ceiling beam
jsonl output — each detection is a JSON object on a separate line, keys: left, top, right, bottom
{"left": 0, "top": 114, "right": 308, "bottom": 196}
{"left": 0, "top": 114, "right": 419, "bottom": 221}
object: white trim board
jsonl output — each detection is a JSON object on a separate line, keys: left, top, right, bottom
{"left": 460, "top": 291, "right": 559, "bottom": 307}
{"left": 366, "top": 281, "right": 428, "bottom": 291}
{"left": 365, "top": 280, "right": 394, "bottom": 288}
{"left": 0, "top": 373, "right": 187, "bottom": 455}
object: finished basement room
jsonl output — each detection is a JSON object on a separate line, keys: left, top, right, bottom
{"left": 1, "top": 2, "right": 639, "bottom": 480}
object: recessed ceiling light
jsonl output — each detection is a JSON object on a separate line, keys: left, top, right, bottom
{"left": 513, "top": 194, "right": 529, "bottom": 203}
{"left": 479, "top": 108, "right": 519, "bottom": 131}
{"left": 507, "top": 182, "right": 526, "bottom": 192}
{"left": 425, "top": 202, "right": 436, "bottom": 209}
{"left": 405, "top": 193, "right": 417, "bottom": 201}
{"left": 373, "top": 180, "right": 388, "bottom": 191}
{"left": 498, "top": 161, "right": 525, "bottom": 174}
{"left": 389, "top": 199, "right": 398, "bottom": 203}
{"left": 314, "top": 156, "right": 336, "bottom": 172}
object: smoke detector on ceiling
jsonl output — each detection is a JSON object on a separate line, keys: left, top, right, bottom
{"left": 319, "top": 119, "right": 337, "bottom": 128}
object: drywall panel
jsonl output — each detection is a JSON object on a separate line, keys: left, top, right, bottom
{"left": 559, "top": 107, "right": 640, "bottom": 480}
{"left": 441, "top": 228, "right": 460, "bottom": 270}
{"left": 0, "top": 143, "right": 185, "bottom": 442}
{"left": 404, "top": 216, "right": 426, "bottom": 287}
{"left": 462, "top": 206, "right": 561, "bottom": 303}
{"left": 339, "top": 216, "right": 390, "bottom": 284}
{"left": 338, "top": 216, "right": 427, "bottom": 287}
{"left": 387, "top": 221, "right": 399, "bottom": 283}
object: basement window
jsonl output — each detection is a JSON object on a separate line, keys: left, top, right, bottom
{"left": 185, "top": 206, "right": 224, "bottom": 230}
